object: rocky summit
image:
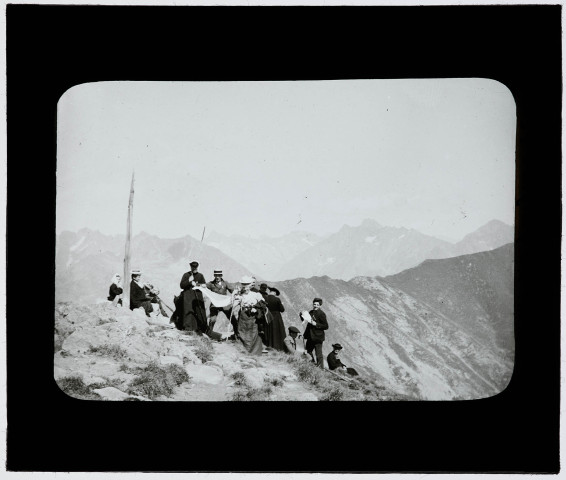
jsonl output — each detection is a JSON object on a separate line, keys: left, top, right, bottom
{"left": 54, "top": 302, "right": 408, "bottom": 402}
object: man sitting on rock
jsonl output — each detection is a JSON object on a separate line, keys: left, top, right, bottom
{"left": 327, "top": 343, "right": 359, "bottom": 376}
{"left": 283, "top": 326, "right": 301, "bottom": 355}
{"left": 129, "top": 269, "right": 158, "bottom": 317}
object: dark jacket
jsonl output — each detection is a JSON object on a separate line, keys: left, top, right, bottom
{"left": 108, "top": 283, "right": 123, "bottom": 301}
{"left": 130, "top": 281, "right": 151, "bottom": 309}
{"left": 180, "top": 271, "right": 206, "bottom": 290}
{"left": 327, "top": 350, "right": 346, "bottom": 371}
{"left": 205, "top": 278, "right": 233, "bottom": 295}
{"left": 303, "top": 308, "right": 328, "bottom": 343}
{"left": 265, "top": 294, "right": 285, "bottom": 313}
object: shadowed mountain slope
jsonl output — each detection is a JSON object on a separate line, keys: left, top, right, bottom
{"left": 379, "top": 243, "right": 514, "bottom": 356}
{"left": 269, "top": 249, "right": 513, "bottom": 399}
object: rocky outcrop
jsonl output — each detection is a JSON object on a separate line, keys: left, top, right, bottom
{"left": 54, "top": 303, "right": 329, "bottom": 401}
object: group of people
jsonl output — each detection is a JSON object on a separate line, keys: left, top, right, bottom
{"left": 107, "top": 270, "right": 168, "bottom": 318}
{"left": 172, "top": 261, "right": 287, "bottom": 355}
{"left": 107, "top": 259, "right": 358, "bottom": 374}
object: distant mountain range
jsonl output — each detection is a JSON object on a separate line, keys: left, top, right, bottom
{"left": 205, "top": 230, "right": 327, "bottom": 281}
{"left": 55, "top": 229, "right": 254, "bottom": 305}
{"left": 56, "top": 219, "right": 513, "bottom": 304}
{"left": 275, "top": 219, "right": 514, "bottom": 281}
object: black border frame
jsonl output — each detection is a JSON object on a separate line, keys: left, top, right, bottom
{"left": 6, "top": 4, "right": 561, "bottom": 473}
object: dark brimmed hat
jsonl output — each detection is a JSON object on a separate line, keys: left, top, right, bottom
{"left": 288, "top": 326, "right": 300, "bottom": 334}
{"left": 313, "top": 297, "right": 323, "bottom": 305}
{"left": 332, "top": 343, "right": 343, "bottom": 350}
{"left": 259, "top": 283, "right": 268, "bottom": 291}
{"left": 269, "top": 287, "right": 281, "bottom": 296}
{"left": 190, "top": 261, "right": 199, "bottom": 267}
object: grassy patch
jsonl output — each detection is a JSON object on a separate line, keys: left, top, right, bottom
{"left": 126, "top": 361, "right": 190, "bottom": 400}
{"left": 57, "top": 375, "right": 103, "bottom": 400}
{"left": 231, "top": 384, "right": 274, "bottom": 401}
{"left": 268, "top": 376, "right": 285, "bottom": 387}
{"left": 87, "top": 343, "right": 127, "bottom": 360}
{"left": 192, "top": 336, "right": 214, "bottom": 363}
{"left": 230, "top": 371, "right": 248, "bottom": 386}
{"left": 320, "top": 384, "right": 345, "bottom": 401}
{"left": 229, "top": 372, "right": 285, "bottom": 401}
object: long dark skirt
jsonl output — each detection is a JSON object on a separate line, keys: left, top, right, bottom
{"left": 238, "top": 310, "right": 263, "bottom": 355}
{"left": 265, "top": 311, "right": 287, "bottom": 351}
{"left": 181, "top": 289, "right": 207, "bottom": 333}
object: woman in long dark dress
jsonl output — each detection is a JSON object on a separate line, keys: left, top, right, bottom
{"left": 234, "top": 276, "right": 267, "bottom": 355}
{"left": 265, "top": 287, "right": 287, "bottom": 351}
{"left": 179, "top": 261, "right": 208, "bottom": 333}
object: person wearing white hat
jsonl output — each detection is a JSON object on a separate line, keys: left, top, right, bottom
{"left": 205, "top": 268, "right": 236, "bottom": 339}
{"left": 233, "top": 275, "right": 268, "bottom": 354}
{"left": 129, "top": 270, "right": 155, "bottom": 317}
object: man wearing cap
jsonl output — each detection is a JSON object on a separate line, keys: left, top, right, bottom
{"left": 302, "top": 297, "right": 329, "bottom": 368}
{"left": 179, "top": 261, "right": 207, "bottom": 333}
{"left": 327, "top": 343, "right": 359, "bottom": 376}
{"left": 205, "top": 268, "right": 236, "bottom": 338}
{"left": 283, "top": 326, "right": 301, "bottom": 355}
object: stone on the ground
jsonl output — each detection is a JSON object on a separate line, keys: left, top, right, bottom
{"left": 297, "top": 392, "right": 319, "bottom": 401}
{"left": 242, "top": 369, "right": 266, "bottom": 389}
{"left": 84, "top": 376, "right": 106, "bottom": 385}
{"left": 53, "top": 366, "right": 69, "bottom": 380}
{"left": 185, "top": 364, "right": 224, "bottom": 385}
{"left": 92, "top": 386, "right": 131, "bottom": 401}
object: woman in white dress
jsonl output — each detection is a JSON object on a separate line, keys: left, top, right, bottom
{"left": 233, "top": 276, "right": 267, "bottom": 355}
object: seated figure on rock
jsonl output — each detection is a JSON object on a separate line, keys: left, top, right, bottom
{"left": 129, "top": 269, "right": 160, "bottom": 318}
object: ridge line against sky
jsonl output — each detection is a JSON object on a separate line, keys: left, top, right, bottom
{"left": 59, "top": 217, "right": 512, "bottom": 245}
{"left": 56, "top": 79, "right": 516, "bottom": 241}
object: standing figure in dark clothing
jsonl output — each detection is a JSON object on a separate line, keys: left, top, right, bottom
{"left": 129, "top": 270, "right": 155, "bottom": 316}
{"left": 264, "top": 287, "right": 287, "bottom": 351}
{"left": 327, "top": 343, "right": 359, "bottom": 376}
{"left": 107, "top": 273, "right": 123, "bottom": 307}
{"left": 179, "top": 261, "right": 207, "bottom": 333}
{"left": 205, "top": 268, "right": 235, "bottom": 337}
{"left": 301, "top": 297, "right": 329, "bottom": 368}
{"left": 257, "top": 283, "right": 270, "bottom": 346}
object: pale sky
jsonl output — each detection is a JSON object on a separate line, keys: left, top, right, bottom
{"left": 56, "top": 79, "right": 516, "bottom": 241}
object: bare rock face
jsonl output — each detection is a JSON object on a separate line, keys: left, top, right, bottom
{"left": 185, "top": 364, "right": 224, "bottom": 385}
{"left": 241, "top": 369, "right": 267, "bottom": 389}
{"left": 92, "top": 386, "right": 131, "bottom": 401}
